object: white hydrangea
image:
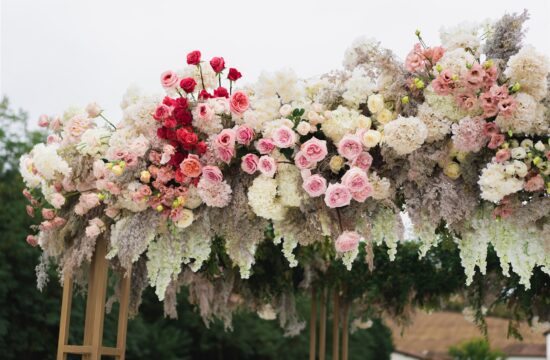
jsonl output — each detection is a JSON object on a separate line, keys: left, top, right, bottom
{"left": 478, "top": 162, "right": 524, "bottom": 203}
{"left": 77, "top": 127, "right": 111, "bottom": 156}
{"left": 119, "top": 86, "right": 161, "bottom": 144}
{"left": 342, "top": 68, "right": 376, "bottom": 108}
{"left": 369, "top": 172, "right": 392, "bottom": 200}
{"left": 19, "top": 154, "right": 42, "bottom": 188}
{"left": 434, "top": 48, "right": 476, "bottom": 77}
{"left": 276, "top": 162, "right": 303, "bottom": 208}
{"left": 440, "top": 21, "right": 481, "bottom": 53}
{"left": 247, "top": 175, "right": 287, "bottom": 220}
{"left": 383, "top": 116, "right": 428, "bottom": 155}
{"left": 30, "top": 143, "right": 71, "bottom": 181}
{"left": 416, "top": 103, "right": 452, "bottom": 143}
{"left": 244, "top": 96, "right": 282, "bottom": 132}
{"left": 255, "top": 69, "right": 304, "bottom": 103}
{"left": 343, "top": 36, "right": 380, "bottom": 70}
{"left": 504, "top": 45, "right": 550, "bottom": 101}
{"left": 495, "top": 93, "right": 548, "bottom": 135}
{"left": 424, "top": 85, "right": 470, "bottom": 121}
{"left": 322, "top": 106, "right": 369, "bottom": 142}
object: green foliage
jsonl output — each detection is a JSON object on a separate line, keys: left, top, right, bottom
{"left": 448, "top": 338, "right": 506, "bottom": 360}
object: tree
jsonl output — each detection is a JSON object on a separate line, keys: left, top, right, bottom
{"left": 449, "top": 338, "right": 506, "bottom": 360}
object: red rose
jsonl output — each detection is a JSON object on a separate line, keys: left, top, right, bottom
{"left": 163, "top": 117, "right": 177, "bottom": 128}
{"left": 176, "top": 129, "right": 198, "bottom": 149}
{"left": 195, "top": 141, "right": 208, "bottom": 155}
{"left": 210, "top": 57, "right": 225, "bottom": 73}
{"left": 187, "top": 50, "right": 201, "bottom": 65}
{"left": 180, "top": 77, "right": 197, "bottom": 93}
{"left": 153, "top": 104, "right": 171, "bottom": 121}
{"left": 169, "top": 152, "right": 186, "bottom": 167}
{"left": 198, "top": 90, "right": 212, "bottom": 100}
{"left": 174, "top": 168, "right": 186, "bottom": 183}
{"left": 166, "top": 129, "right": 177, "bottom": 141}
{"left": 157, "top": 127, "right": 168, "bottom": 139}
{"left": 213, "top": 86, "right": 229, "bottom": 98}
{"left": 227, "top": 68, "right": 242, "bottom": 81}
{"left": 163, "top": 96, "right": 177, "bottom": 106}
{"left": 172, "top": 107, "right": 192, "bottom": 125}
{"left": 174, "top": 97, "right": 188, "bottom": 108}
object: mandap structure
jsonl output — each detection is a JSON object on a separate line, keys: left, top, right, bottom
{"left": 18, "top": 10, "right": 550, "bottom": 360}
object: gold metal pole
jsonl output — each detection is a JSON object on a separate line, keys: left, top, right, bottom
{"left": 309, "top": 287, "right": 317, "bottom": 360}
{"left": 319, "top": 288, "right": 327, "bottom": 360}
{"left": 341, "top": 300, "right": 350, "bottom": 360}
{"left": 332, "top": 288, "right": 340, "bottom": 360}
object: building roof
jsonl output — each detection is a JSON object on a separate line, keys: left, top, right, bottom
{"left": 387, "top": 311, "right": 548, "bottom": 360}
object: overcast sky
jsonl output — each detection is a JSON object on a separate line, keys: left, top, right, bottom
{"left": 1, "top": 0, "right": 549, "bottom": 124}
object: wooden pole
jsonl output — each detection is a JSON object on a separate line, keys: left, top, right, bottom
{"left": 56, "top": 235, "right": 131, "bottom": 359}
{"left": 341, "top": 300, "right": 350, "bottom": 360}
{"left": 309, "top": 287, "right": 317, "bottom": 360}
{"left": 332, "top": 288, "right": 340, "bottom": 360}
{"left": 319, "top": 288, "right": 327, "bottom": 360}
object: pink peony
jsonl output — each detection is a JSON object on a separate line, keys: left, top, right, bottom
{"left": 352, "top": 152, "right": 373, "bottom": 171}
{"left": 301, "top": 137, "right": 328, "bottom": 162}
{"left": 236, "top": 125, "right": 255, "bottom": 145}
{"left": 524, "top": 174, "right": 545, "bottom": 192}
{"left": 324, "top": 183, "right": 352, "bottom": 208}
{"left": 160, "top": 70, "right": 179, "bottom": 88}
{"left": 258, "top": 156, "right": 277, "bottom": 177}
{"left": 302, "top": 174, "right": 327, "bottom": 197}
{"left": 337, "top": 135, "right": 363, "bottom": 160}
{"left": 241, "top": 153, "right": 259, "bottom": 174}
{"left": 255, "top": 138, "right": 276, "bottom": 154}
{"left": 229, "top": 91, "right": 249, "bottom": 115}
{"left": 335, "top": 231, "right": 361, "bottom": 253}
{"left": 272, "top": 126, "right": 296, "bottom": 148}
{"left": 202, "top": 165, "right": 223, "bottom": 183}
{"left": 294, "top": 151, "right": 315, "bottom": 170}
{"left": 341, "top": 167, "right": 370, "bottom": 193}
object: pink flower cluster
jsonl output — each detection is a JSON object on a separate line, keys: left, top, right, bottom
{"left": 405, "top": 43, "right": 445, "bottom": 73}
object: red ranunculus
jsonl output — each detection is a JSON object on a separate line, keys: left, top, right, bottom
{"left": 196, "top": 141, "right": 208, "bottom": 155}
{"left": 198, "top": 89, "right": 212, "bottom": 100}
{"left": 213, "top": 86, "right": 229, "bottom": 98}
{"left": 227, "top": 68, "right": 242, "bottom": 81}
{"left": 180, "top": 77, "right": 197, "bottom": 93}
{"left": 210, "top": 57, "right": 225, "bottom": 73}
{"left": 187, "top": 50, "right": 201, "bottom": 65}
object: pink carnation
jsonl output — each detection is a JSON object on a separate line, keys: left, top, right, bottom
{"left": 197, "top": 177, "right": 232, "bottom": 207}
{"left": 272, "top": 126, "right": 296, "bottom": 148}
{"left": 302, "top": 174, "right": 327, "bottom": 197}
{"left": 301, "top": 137, "right": 328, "bottom": 162}
{"left": 451, "top": 117, "right": 488, "bottom": 152}
{"left": 324, "top": 183, "right": 352, "bottom": 208}
{"left": 258, "top": 155, "right": 277, "bottom": 177}
{"left": 337, "top": 134, "right": 363, "bottom": 160}
{"left": 241, "top": 154, "right": 259, "bottom": 174}
{"left": 335, "top": 231, "right": 361, "bottom": 253}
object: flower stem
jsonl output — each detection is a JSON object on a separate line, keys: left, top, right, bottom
{"left": 99, "top": 113, "right": 116, "bottom": 130}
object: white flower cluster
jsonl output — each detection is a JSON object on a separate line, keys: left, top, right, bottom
{"left": 478, "top": 162, "right": 525, "bottom": 203}
{"left": 342, "top": 68, "right": 376, "bottom": 108}
{"left": 434, "top": 48, "right": 476, "bottom": 78}
{"left": 439, "top": 21, "right": 481, "bottom": 53}
{"left": 21, "top": 143, "right": 71, "bottom": 185}
{"left": 383, "top": 116, "right": 428, "bottom": 155}
{"left": 247, "top": 175, "right": 287, "bottom": 221}
{"left": 343, "top": 36, "right": 380, "bottom": 70}
{"left": 417, "top": 103, "right": 452, "bottom": 143}
{"left": 322, "top": 106, "right": 370, "bottom": 143}
{"left": 504, "top": 45, "right": 550, "bottom": 101}
{"left": 146, "top": 235, "right": 185, "bottom": 300}
{"left": 495, "top": 92, "right": 548, "bottom": 136}
{"left": 371, "top": 206, "right": 403, "bottom": 260}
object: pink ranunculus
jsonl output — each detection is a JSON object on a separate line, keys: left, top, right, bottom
{"left": 160, "top": 70, "right": 179, "bottom": 89}
{"left": 236, "top": 125, "right": 255, "bottom": 145}
{"left": 41, "top": 208, "right": 55, "bottom": 220}
{"left": 255, "top": 138, "right": 276, "bottom": 154}
{"left": 196, "top": 103, "right": 214, "bottom": 122}
{"left": 294, "top": 151, "right": 315, "bottom": 170}
{"left": 335, "top": 231, "right": 361, "bottom": 253}
{"left": 301, "top": 137, "right": 328, "bottom": 162}
{"left": 26, "top": 235, "right": 38, "bottom": 247}
{"left": 524, "top": 174, "right": 545, "bottom": 192}
{"left": 258, "top": 155, "right": 277, "bottom": 177}
{"left": 216, "top": 146, "right": 235, "bottom": 164}
{"left": 324, "top": 183, "right": 352, "bottom": 208}
{"left": 488, "top": 134, "right": 505, "bottom": 149}
{"left": 230, "top": 91, "right": 250, "bottom": 115}
{"left": 180, "top": 154, "right": 202, "bottom": 178}
{"left": 337, "top": 134, "right": 363, "bottom": 160}
{"left": 353, "top": 152, "right": 373, "bottom": 171}
{"left": 272, "top": 125, "right": 296, "bottom": 148}
{"left": 497, "top": 96, "right": 516, "bottom": 118}
{"left": 495, "top": 148, "right": 511, "bottom": 163}
{"left": 341, "top": 167, "right": 369, "bottom": 193}
{"left": 241, "top": 153, "right": 259, "bottom": 174}
{"left": 351, "top": 182, "right": 373, "bottom": 202}
{"left": 202, "top": 165, "right": 223, "bottom": 183}
{"left": 302, "top": 174, "right": 327, "bottom": 197}
{"left": 50, "top": 193, "right": 66, "bottom": 209}
{"left": 215, "top": 128, "right": 236, "bottom": 148}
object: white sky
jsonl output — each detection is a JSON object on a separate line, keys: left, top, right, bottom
{"left": 1, "top": 0, "right": 549, "bottom": 123}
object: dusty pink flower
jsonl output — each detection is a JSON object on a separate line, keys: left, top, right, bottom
{"left": 38, "top": 114, "right": 49, "bottom": 127}
{"left": 324, "top": 183, "right": 352, "bottom": 208}
{"left": 215, "top": 129, "right": 236, "bottom": 148}
{"left": 335, "top": 231, "right": 361, "bottom": 253}
{"left": 337, "top": 135, "right": 363, "bottom": 160}
{"left": 197, "top": 178, "right": 232, "bottom": 207}
{"left": 464, "top": 63, "right": 485, "bottom": 90}
{"left": 302, "top": 174, "right": 327, "bottom": 197}
{"left": 405, "top": 44, "right": 426, "bottom": 72}
{"left": 258, "top": 156, "right": 277, "bottom": 177}
{"left": 490, "top": 85, "right": 509, "bottom": 100}
{"left": 294, "top": 151, "right": 315, "bottom": 170}
{"left": 202, "top": 165, "right": 223, "bottom": 183}
{"left": 26, "top": 205, "right": 34, "bottom": 217}
{"left": 351, "top": 182, "right": 373, "bottom": 202}
{"left": 479, "top": 92, "right": 499, "bottom": 118}
{"left": 47, "top": 134, "right": 61, "bottom": 144}
{"left": 341, "top": 167, "right": 370, "bottom": 193}
{"left": 50, "top": 193, "right": 66, "bottom": 209}
{"left": 483, "top": 66, "right": 498, "bottom": 88}
{"left": 495, "top": 148, "right": 511, "bottom": 163}
{"left": 216, "top": 145, "right": 235, "bottom": 164}
{"left": 451, "top": 117, "right": 488, "bottom": 152}
{"left": 241, "top": 154, "right": 259, "bottom": 174}
{"left": 455, "top": 91, "right": 478, "bottom": 111}
{"left": 524, "top": 174, "right": 545, "bottom": 192}
{"left": 255, "top": 138, "right": 276, "bottom": 154}
{"left": 74, "top": 193, "right": 100, "bottom": 215}
{"left": 160, "top": 70, "right": 179, "bottom": 88}
{"left": 85, "top": 223, "right": 102, "bottom": 238}
{"left": 488, "top": 134, "right": 505, "bottom": 149}
{"left": 352, "top": 152, "right": 373, "bottom": 171}
{"left": 497, "top": 96, "right": 517, "bottom": 117}
{"left": 482, "top": 122, "right": 499, "bottom": 136}
{"left": 301, "top": 137, "right": 328, "bottom": 162}
{"left": 26, "top": 235, "right": 39, "bottom": 247}
{"left": 272, "top": 126, "right": 296, "bottom": 148}
{"left": 432, "top": 77, "right": 452, "bottom": 96}
{"left": 41, "top": 208, "right": 55, "bottom": 220}
{"left": 235, "top": 125, "right": 255, "bottom": 145}
{"left": 51, "top": 217, "right": 67, "bottom": 227}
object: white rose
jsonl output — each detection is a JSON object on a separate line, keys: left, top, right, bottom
{"left": 511, "top": 147, "right": 526, "bottom": 159}
{"left": 376, "top": 108, "right": 393, "bottom": 125}
{"left": 367, "top": 94, "right": 385, "bottom": 114}
{"left": 534, "top": 141, "right": 546, "bottom": 152}
{"left": 175, "top": 209, "right": 194, "bottom": 228}
{"left": 279, "top": 104, "right": 292, "bottom": 117}
{"left": 521, "top": 139, "right": 534, "bottom": 148}
{"left": 513, "top": 160, "right": 528, "bottom": 177}
{"left": 362, "top": 130, "right": 382, "bottom": 148}
{"left": 296, "top": 121, "right": 311, "bottom": 136}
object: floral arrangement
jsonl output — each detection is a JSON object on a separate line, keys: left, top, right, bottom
{"left": 20, "top": 11, "right": 549, "bottom": 328}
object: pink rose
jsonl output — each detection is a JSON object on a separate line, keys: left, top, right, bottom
{"left": 41, "top": 208, "right": 55, "bottom": 220}
{"left": 335, "top": 231, "right": 361, "bottom": 253}
{"left": 50, "top": 193, "right": 66, "bottom": 209}
{"left": 153, "top": 104, "right": 171, "bottom": 121}
{"left": 341, "top": 167, "right": 369, "bottom": 193}
{"left": 255, "top": 138, "right": 276, "bottom": 154}
{"left": 160, "top": 70, "right": 179, "bottom": 89}
{"left": 47, "top": 134, "right": 61, "bottom": 144}
{"left": 324, "top": 183, "right": 352, "bottom": 208}
{"left": 353, "top": 152, "right": 373, "bottom": 171}
{"left": 301, "top": 137, "right": 328, "bottom": 162}
{"left": 180, "top": 154, "right": 202, "bottom": 178}
{"left": 302, "top": 174, "right": 327, "bottom": 197}
{"left": 236, "top": 125, "right": 255, "bottom": 145}
{"left": 241, "top": 153, "right": 259, "bottom": 174}
{"left": 230, "top": 91, "right": 250, "bottom": 115}
{"left": 26, "top": 235, "right": 38, "bottom": 247}
{"left": 495, "top": 148, "right": 511, "bottom": 163}
{"left": 215, "top": 129, "right": 236, "bottom": 148}
{"left": 258, "top": 155, "right": 277, "bottom": 177}
{"left": 216, "top": 146, "right": 235, "bottom": 164}
{"left": 272, "top": 126, "right": 296, "bottom": 148}
{"left": 201, "top": 165, "right": 223, "bottom": 183}
{"left": 196, "top": 103, "right": 214, "bottom": 122}
{"left": 351, "top": 182, "right": 373, "bottom": 202}
{"left": 294, "top": 151, "right": 315, "bottom": 170}
{"left": 337, "top": 135, "right": 363, "bottom": 160}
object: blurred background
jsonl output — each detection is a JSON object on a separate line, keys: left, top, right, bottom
{"left": 1, "top": 1, "right": 550, "bottom": 359}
